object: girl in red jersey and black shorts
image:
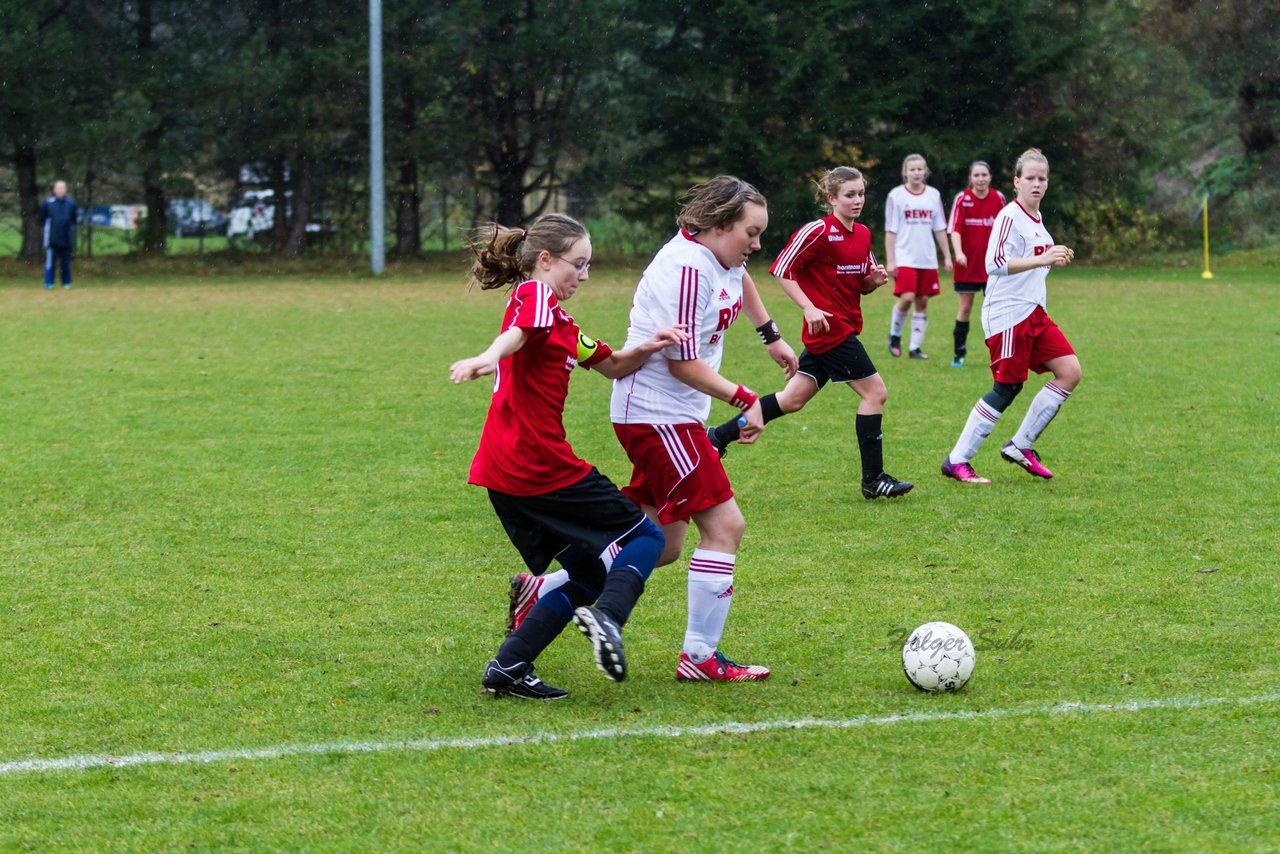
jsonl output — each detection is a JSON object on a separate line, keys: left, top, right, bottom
{"left": 947, "top": 160, "right": 1006, "bottom": 367}
{"left": 707, "top": 166, "right": 912, "bottom": 500}
{"left": 941, "top": 149, "right": 1080, "bottom": 484}
{"left": 451, "top": 213, "right": 686, "bottom": 700}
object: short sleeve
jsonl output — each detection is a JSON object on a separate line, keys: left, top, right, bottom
{"left": 507, "top": 280, "right": 556, "bottom": 331}
{"left": 770, "top": 220, "right": 825, "bottom": 280}
{"left": 947, "top": 193, "right": 963, "bottom": 234}
{"left": 884, "top": 192, "right": 900, "bottom": 234}
{"left": 575, "top": 330, "right": 614, "bottom": 369}
{"left": 932, "top": 192, "right": 947, "bottom": 230}
{"left": 662, "top": 263, "right": 712, "bottom": 361}
{"left": 986, "top": 212, "right": 1017, "bottom": 276}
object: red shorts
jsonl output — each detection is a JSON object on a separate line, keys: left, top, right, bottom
{"left": 986, "top": 306, "right": 1076, "bottom": 383}
{"left": 612, "top": 422, "right": 734, "bottom": 525}
{"left": 892, "top": 267, "right": 941, "bottom": 297}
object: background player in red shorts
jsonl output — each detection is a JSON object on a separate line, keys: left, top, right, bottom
{"left": 947, "top": 160, "right": 1006, "bottom": 367}
{"left": 885, "top": 153, "right": 953, "bottom": 359}
{"left": 705, "top": 166, "right": 911, "bottom": 500}
{"left": 610, "top": 176, "right": 797, "bottom": 682}
{"left": 941, "top": 149, "right": 1080, "bottom": 484}
{"left": 451, "top": 213, "right": 686, "bottom": 699}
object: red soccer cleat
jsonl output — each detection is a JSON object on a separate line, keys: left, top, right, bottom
{"left": 676, "top": 651, "right": 770, "bottom": 682}
{"left": 1001, "top": 442, "right": 1055, "bottom": 479}
{"left": 506, "top": 572, "right": 544, "bottom": 635}
{"left": 941, "top": 457, "right": 991, "bottom": 484}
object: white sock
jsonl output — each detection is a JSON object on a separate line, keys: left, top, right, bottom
{"left": 1012, "top": 382, "right": 1071, "bottom": 449}
{"left": 890, "top": 306, "right": 908, "bottom": 338}
{"left": 684, "top": 548, "right": 736, "bottom": 663}
{"left": 909, "top": 311, "right": 928, "bottom": 351}
{"left": 949, "top": 398, "right": 1002, "bottom": 463}
{"left": 535, "top": 568, "right": 569, "bottom": 601}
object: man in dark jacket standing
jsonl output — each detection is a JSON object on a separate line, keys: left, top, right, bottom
{"left": 39, "top": 180, "right": 78, "bottom": 289}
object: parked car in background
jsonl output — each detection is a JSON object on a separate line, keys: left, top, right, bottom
{"left": 226, "top": 189, "right": 334, "bottom": 245}
{"left": 168, "top": 199, "right": 229, "bottom": 237}
{"left": 226, "top": 190, "right": 276, "bottom": 239}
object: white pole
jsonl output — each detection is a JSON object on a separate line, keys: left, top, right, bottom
{"left": 369, "top": 0, "right": 385, "bottom": 274}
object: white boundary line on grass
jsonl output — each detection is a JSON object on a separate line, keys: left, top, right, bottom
{"left": 4, "top": 691, "right": 1278, "bottom": 777}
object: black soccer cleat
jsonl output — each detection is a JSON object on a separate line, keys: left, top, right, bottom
{"left": 573, "top": 606, "right": 627, "bottom": 682}
{"left": 889, "top": 334, "right": 902, "bottom": 358}
{"left": 482, "top": 658, "right": 569, "bottom": 700}
{"left": 908, "top": 348, "right": 929, "bottom": 360}
{"left": 861, "top": 472, "right": 915, "bottom": 500}
{"left": 706, "top": 426, "right": 729, "bottom": 460}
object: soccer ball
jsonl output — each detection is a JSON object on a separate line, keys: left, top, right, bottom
{"left": 902, "top": 621, "right": 975, "bottom": 692}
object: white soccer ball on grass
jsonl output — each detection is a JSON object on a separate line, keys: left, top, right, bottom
{"left": 902, "top": 621, "right": 975, "bottom": 692}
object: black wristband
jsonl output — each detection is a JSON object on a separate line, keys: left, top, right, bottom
{"left": 756, "top": 319, "right": 782, "bottom": 345}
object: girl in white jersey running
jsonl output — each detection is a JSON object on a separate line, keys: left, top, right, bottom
{"left": 941, "top": 148, "right": 1080, "bottom": 484}
{"left": 610, "top": 176, "right": 799, "bottom": 681}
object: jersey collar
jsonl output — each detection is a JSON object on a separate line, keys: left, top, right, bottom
{"left": 680, "top": 228, "right": 731, "bottom": 271}
{"left": 1014, "top": 200, "right": 1042, "bottom": 223}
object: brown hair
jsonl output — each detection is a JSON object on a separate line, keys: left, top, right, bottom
{"left": 676, "top": 176, "right": 767, "bottom": 233}
{"left": 901, "top": 153, "right": 929, "bottom": 181}
{"left": 814, "top": 167, "right": 866, "bottom": 209}
{"left": 1014, "top": 148, "right": 1049, "bottom": 178}
{"left": 967, "top": 160, "right": 992, "bottom": 188}
{"left": 468, "top": 213, "right": 588, "bottom": 290}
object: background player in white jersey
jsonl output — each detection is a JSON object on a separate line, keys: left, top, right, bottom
{"left": 941, "top": 148, "right": 1080, "bottom": 484}
{"left": 705, "top": 166, "right": 912, "bottom": 500}
{"left": 947, "top": 161, "right": 1006, "bottom": 367}
{"left": 885, "top": 154, "right": 953, "bottom": 359}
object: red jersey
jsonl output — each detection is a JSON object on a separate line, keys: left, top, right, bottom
{"left": 947, "top": 188, "right": 1006, "bottom": 283}
{"left": 468, "top": 279, "right": 613, "bottom": 496}
{"left": 770, "top": 214, "right": 879, "bottom": 352}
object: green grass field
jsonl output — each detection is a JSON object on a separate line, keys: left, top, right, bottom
{"left": 0, "top": 259, "right": 1277, "bottom": 850}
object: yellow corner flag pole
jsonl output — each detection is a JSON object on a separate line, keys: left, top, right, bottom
{"left": 1201, "top": 192, "right": 1214, "bottom": 279}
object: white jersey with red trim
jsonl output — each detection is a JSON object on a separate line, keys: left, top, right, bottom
{"left": 982, "top": 201, "right": 1056, "bottom": 337}
{"left": 885, "top": 184, "right": 946, "bottom": 269}
{"left": 611, "top": 230, "right": 746, "bottom": 425}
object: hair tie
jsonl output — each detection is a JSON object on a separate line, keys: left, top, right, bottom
{"left": 521, "top": 229, "right": 528, "bottom": 239}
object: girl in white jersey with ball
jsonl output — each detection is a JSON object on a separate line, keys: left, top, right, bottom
{"left": 941, "top": 148, "right": 1080, "bottom": 484}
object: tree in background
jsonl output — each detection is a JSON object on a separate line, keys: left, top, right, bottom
{"left": 0, "top": 1, "right": 85, "bottom": 261}
{"left": 422, "top": 0, "right": 633, "bottom": 227}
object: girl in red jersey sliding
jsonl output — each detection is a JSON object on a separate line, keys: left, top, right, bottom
{"left": 941, "top": 148, "right": 1080, "bottom": 484}
{"left": 947, "top": 160, "right": 1006, "bottom": 367}
{"left": 451, "top": 213, "right": 686, "bottom": 700}
{"left": 707, "top": 166, "right": 912, "bottom": 500}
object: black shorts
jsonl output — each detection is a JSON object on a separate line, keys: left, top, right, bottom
{"left": 486, "top": 468, "right": 647, "bottom": 574}
{"left": 797, "top": 333, "right": 878, "bottom": 387}
{"left": 954, "top": 281, "right": 986, "bottom": 295}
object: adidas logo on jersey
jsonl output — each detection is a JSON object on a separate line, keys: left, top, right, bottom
{"left": 718, "top": 289, "right": 732, "bottom": 301}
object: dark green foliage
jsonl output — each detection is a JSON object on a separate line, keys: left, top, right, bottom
{"left": 3, "top": 0, "right": 1278, "bottom": 258}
